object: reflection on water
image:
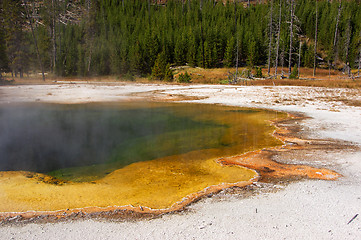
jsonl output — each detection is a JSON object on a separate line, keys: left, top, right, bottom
{"left": 0, "top": 102, "right": 285, "bottom": 182}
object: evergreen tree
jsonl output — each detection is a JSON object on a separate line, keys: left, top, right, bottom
{"left": 289, "top": 64, "right": 299, "bottom": 79}
{"left": 151, "top": 51, "right": 167, "bottom": 80}
{"left": 174, "top": 34, "right": 187, "bottom": 66}
{"left": 303, "top": 43, "right": 314, "bottom": 68}
{"left": 164, "top": 63, "right": 174, "bottom": 82}
{"left": 247, "top": 38, "right": 258, "bottom": 68}
{"left": 224, "top": 36, "right": 235, "bottom": 67}
{"left": 197, "top": 44, "right": 204, "bottom": 68}
{"left": 130, "top": 41, "right": 144, "bottom": 76}
{"left": 187, "top": 34, "right": 197, "bottom": 67}
{"left": 178, "top": 71, "right": 191, "bottom": 83}
{"left": 203, "top": 41, "right": 212, "bottom": 68}
{"left": 144, "top": 32, "right": 160, "bottom": 73}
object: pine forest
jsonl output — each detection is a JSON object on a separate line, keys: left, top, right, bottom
{"left": 0, "top": 0, "right": 361, "bottom": 81}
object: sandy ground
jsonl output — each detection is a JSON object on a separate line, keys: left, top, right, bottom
{"left": 0, "top": 82, "right": 360, "bottom": 239}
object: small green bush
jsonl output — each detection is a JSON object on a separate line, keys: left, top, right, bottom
{"left": 289, "top": 64, "right": 299, "bottom": 79}
{"left": 255, "top": 66, "right": 263, "bottom": 78}
{"left": 178, "top": 72, "right": 191, "bottom": 83}
{"left": 122, "top": 72, "right": 135, "bottom": 81}
{"left": 164, "top": 63, "right": 174, "bottom": 82}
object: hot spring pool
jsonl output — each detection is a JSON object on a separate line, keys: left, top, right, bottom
{"left": 0, "top": 102, "right": 286, "bottom": 211}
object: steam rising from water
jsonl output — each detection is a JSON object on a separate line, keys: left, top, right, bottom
{"left": 0, "top": 102, "right": 226, "bottom": 176}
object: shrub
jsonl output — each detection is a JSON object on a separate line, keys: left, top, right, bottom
{"left": 178, "top": 72, "right": 191, "bottom": 83}
{"left": 289, "top": 64, "right": 299, "bottom": 79}
{"left": 255, "top": 66, "right": 263, "bottom": 78}
{"left": 164, "top": 64, "right": 174, "bottom": 82}
{"left": 122, "top": 72, "right": 135, "bottom": 81}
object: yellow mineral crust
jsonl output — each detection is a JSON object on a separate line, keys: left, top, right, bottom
{"left": 0, "top": 157, "right": 257, "bottom": 212}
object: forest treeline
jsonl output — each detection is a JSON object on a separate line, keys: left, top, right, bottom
{"left": 0, "top": 0, "right": 361, "bottom": 80}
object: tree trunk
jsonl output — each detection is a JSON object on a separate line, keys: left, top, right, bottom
{"left": 281, "top": 45, "right": 285, "bottom": 77}
{"left": 359, "top": 47, "right": 361, "bottom": 76}
{"left": 52, "top": 0, "right": 57, "bottom": 73}
{"left": 23, "top": 0, "right": 45, "bottom": 81}
{"left": 200, "top": 0, "right": 205, "bottom": 68}
{"left": 86, "top": 0, "right": 93, "bottom": 75}
{"left": 344, "top": 19, "right": 351, "bottom": 77}
{"left": 333, "top": 1, "right": 342, "bottom": 66}
{"left": 288, "top": 0, "right": 294, "bottom": 76}
{"left": 148, "top": 0, "right": 151, "bottom": 24}
{"left": 234, "top": 0, "right": 239, "bottom": 84}
{"left": 298, "top": 41, "right": 301, "bottom": 78}
{"left": 234, "top": 0, "right": 237, "bottom": 34}
{"left": 313, "top": 0, "right": 318, "bottom": 76}
{"left": 274, "top": 0, "right": 282, "bottom": 76}
{"left": 234, "top": 38, "right": 239, "bottom": 84}
{"left": 267, "top": 0, "right": 273, "bottom": 76}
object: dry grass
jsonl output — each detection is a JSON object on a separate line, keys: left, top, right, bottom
{"left": 250, "top": 78, "right": 361, "bottom": 88}
{"left": 2, "top": 66, "right": 361, "bottom": 88}
{"left": 172, "top": 66, "right": 231, "bottom": 84}
{"left": 174, "top": 66, "right": 361, "bottom": 88}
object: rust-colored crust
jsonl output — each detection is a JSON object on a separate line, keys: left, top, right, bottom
{"left": 0, "top": 112, "right": 341, "bottom": 224}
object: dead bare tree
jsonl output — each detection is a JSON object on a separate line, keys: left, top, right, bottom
{"left": 274, "top": 0, "right": 282, "bottom": 76}
{"left": 234, "top": 0, "right": 237, "bottom": 34}
{"left": 344, "top": 18, "right": 351, "bottom": 77}
{"left": 85, "top": 0, "right": 94, "bottom": 75}
{"left": 288, "top": 0, "right": 295, "bottom": 77}
{"left": 234, "top": 0, "right": 238, "bottom": 83}
{"left": 281, "top": 44, "right": 285, "bottom": 78}
{"left": 359, "top": 45, "right": 361, "bottom": 76}
{"left": 267, "top": 0, "right": 274, "bottom": 76}
{"left": 357, "top": 29, "right": 361, "bottom": 76}
{"left": 298, "top": 41, "right": 301, "bottom": 78}
{"left": 22, "top": 0, "right": 45, "bottom": 81}
{"left": 234, "top": 38, "right": 239, "bottom": 84}
{"left": 200, "top": 0, "right": 205, "bottom": 68}
{"left": 333, "top": 1, "right": 342, "bottom": 66}
{"left": 231, "top": 0, "right": 240, "bottom": 84}
{"left": 148, "top": 0, "right": 151, "bottom": 22}
{"left": 313, "top": 0, "right": 318, "bottom": 76}
{"left": 51, "top": 0, "right": 57, "bottom": 73}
